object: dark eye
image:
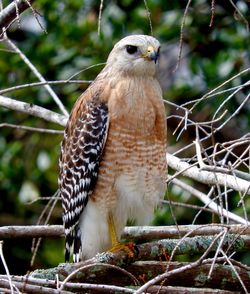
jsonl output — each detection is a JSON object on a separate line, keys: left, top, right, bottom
{"left": 126, "top": 45, "right": 138, "bottom": 54}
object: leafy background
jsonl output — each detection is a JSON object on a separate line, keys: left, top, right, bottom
{"left": 0, "top": 0, "right": 249, "bottom": 274}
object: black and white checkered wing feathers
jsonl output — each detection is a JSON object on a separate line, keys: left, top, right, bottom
{"left": 59, "top": 95, "right": 109, "bottom": 262}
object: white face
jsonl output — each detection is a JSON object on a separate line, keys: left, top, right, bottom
{"left": 106, "top": 35, "right": 161, "bottom": 76}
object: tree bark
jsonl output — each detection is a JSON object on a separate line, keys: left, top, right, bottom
{"left": 0, "top": 0, "right": 35, "bottom": 30}
{"left": 0, "top": 224, "right": 249, "bottom": 241}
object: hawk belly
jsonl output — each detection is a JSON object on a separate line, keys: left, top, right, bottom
{"left": 78, "top": 134, "right": 167, "bottom": 259}
{"left": 78, "top": 76, "right": 167, "bottom": 259}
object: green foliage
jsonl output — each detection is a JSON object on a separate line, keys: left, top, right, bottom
{"left": 0, "top": 0, "right": 249, "bottom": 273}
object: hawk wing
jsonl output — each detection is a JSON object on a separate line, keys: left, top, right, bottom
{"left": 59, "top": 88, "right": 109, "bottom": 262}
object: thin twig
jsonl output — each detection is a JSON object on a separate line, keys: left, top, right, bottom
{"left": 97, "top": 0, "right": 104, "bottom": 36}
{"left": 160, "top": 199, "right": 214, "bottom": 214}
{"left": 228, "top": 0, "right": 249, "bottom": 32}
{"left": 14, "top": 0, "right": 21, "bottom": 29}
{"left": 0, "top": 123, "right": 63, "bottom": 134}
{"left": 182, "top": 67, "right": 250, "bottom": 110}
{"left": 59, "top": 263, "right": 139, "bottom": 291}
{"left": 220, "top": 249, "right": 248, "bottom": 293}
{"left": 134, "top": 232, "right": 223, "bottom": 294}
{"left": 0, "top": 0, "right": 35, "bottom": 30}
{"left": 143, "top": 0, "right": 153, "bottom": 36}
{"left": 0, "top": 79, "right": 91, "bottom": 95}
{"left": 215, "top": 92, "right": 250, "bottom": 132}
{"left": 23, "top": 0, "right": 47, "bottom": 33}
{"left": 209, "top": 0, "right": 216, "bottom": 27}
{"left": 3, "top": 35, "right": 69, "bottom": 116}
{"left": 191, "top": 187, "right": 214, "bottom": 225}
{"left": 171, "top": 177, "right": 249, "bottom": 225}
{"left": 174, "top": 0, "right": 192, "bottom": 71}
{"left": 31, "top": 193, "right": 59, "bottom": 267}
{"left": 0, "top": 242, "right": 15, "bottom": 294}
{"left": 208, "top": 228, "right": 228, "bottom": 278}
{"left": 66, "top": 62, "right": 106, "bottom": 81}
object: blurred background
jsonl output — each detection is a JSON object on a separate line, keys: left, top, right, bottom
{"left": 0, "top": 0, "right": 249, "bottom": 274}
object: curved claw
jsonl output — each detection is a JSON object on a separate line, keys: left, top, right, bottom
{"left": 109, "top": 242, "right": 135, "bottom": 257}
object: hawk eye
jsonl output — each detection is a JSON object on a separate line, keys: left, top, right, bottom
{"left": 126, "top": 45, "right": 138, "bottom": 54}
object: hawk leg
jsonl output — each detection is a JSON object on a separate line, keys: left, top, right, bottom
{"left": 108, "top": 213, "right": 135, "bottom": 257}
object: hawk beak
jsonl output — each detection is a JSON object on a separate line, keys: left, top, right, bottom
{"left": 145, "top": 45, "right": 159, "bottom": 64}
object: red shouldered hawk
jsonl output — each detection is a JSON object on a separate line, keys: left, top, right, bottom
{"left": 59, "top": 35, "right": 167, "bottom": 262}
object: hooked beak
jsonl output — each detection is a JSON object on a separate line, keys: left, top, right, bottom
{"left": 143, "top": 45, "right": 159, "bottom": 64}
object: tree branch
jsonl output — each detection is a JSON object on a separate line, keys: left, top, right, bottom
{"left": 0, "top": 0, "right": 35, "bottom": 30}
{"left": 4, "top": 36, "right": 69, "bottom": 116}
{"left": 29, "top": 235, "right": 249, "bottom": 291}
{"left": 167, "top": 153, "right": 250, "bottom": 195}
{"left": 0, "top": 224, "right": 249, "bottom": 242}
{"left": 172, "top": 178, "right": 250, "bottom": 225}
{"left": 0, "top": 263, "right": 248, "bottom": 293}
{"left": 126, "top": 261, "right": 250, "bottom": 292}
{"left": 0, "top": 95, "right": 67, "bottom": 127}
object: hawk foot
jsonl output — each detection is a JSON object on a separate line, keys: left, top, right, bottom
{"left": 109, "top": 242, "right": 135, "bottom": 257}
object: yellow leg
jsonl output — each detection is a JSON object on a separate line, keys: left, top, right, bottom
{"left": 108, "top": 213, "right": 135, "bottom": 257}
{"left": 108, "top": 212, "right": 119, "bottom": 246}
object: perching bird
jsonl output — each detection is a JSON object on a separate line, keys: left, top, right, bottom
{"left": 59, "top": 34, "right": 167, "bottom": 262}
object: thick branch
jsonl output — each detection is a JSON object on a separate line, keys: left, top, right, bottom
{"left": 167, "top": 153, "right": 250, "bottom": 195}
{"left": 28, "top": 237, "right": 250, "bottom": 293}
{"left": 0, "top": 95, "right": 67, "bottom": 126}
{"left": 30, "top": 234, "right": 250, "bottom": 280}
{"left": 1, "top": 225, "right": 249, "bottom": 292}
{"left": 0, "top": 225, "right": 64, "bottom": 239}
{"left": 0, "top": 0, "right": 35, "bottom": 30}
{"left": 126, "top": 262, "right": 250, "bottom": 292}
{"left": 123, "top": 224, "right": 250, "bottom": 242}
{"left": 1, "top": 262, "right": 249, "bottom": 293}
{"left": 0, "top": 224, "right": 249, "bottom": 241}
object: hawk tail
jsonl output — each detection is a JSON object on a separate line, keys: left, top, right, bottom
{"left": 65, "top": 227, "right": 81, "bottom": 262}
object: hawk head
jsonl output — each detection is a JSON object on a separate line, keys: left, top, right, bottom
{"left": 105, "top": 35, "right": 161, "bottom": 77}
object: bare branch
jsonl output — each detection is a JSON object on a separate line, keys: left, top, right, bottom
{"left": 1, "top": 261, "right": 248, "bottom": 293}
{"left": 171, "top": 177, "right": 250, "bottom": 225}
{"left": 0, "top": 95, "right": 67, "bottom": 126}
{"left": 0, "top": 0, "right": 35, "bottom": 30}
{"left": 174, "top": 0, "right": 192, "bottom": 71}
{"left": 97, "top": 0, "right": 104, "bottom": 36}
{"left": 0, "top": 225, "right": 64, "bottom": 239}
{"left": 143, "top": 0, "right": 153, "bottom": 36}
{"left": 0, "top": 274, "right": 135, "bottom": 294}
{"left": 167, "top": 153, "right": 250, "bottom": 196}
{"left": 0, "top": 224, "right": 249, "bottom": 241}
{"left": 182, "top": 67, "right": 250, "bottom": 109}
{"left": 228, "top": 0, "right": 249, "bottom": 31}
{"left": 0, "top": 80, "right": 91, "bottom": 95}
{"left": 3, "top": 36, "right": 69, "bottom": 116}
{"left": 134, "top": 233, "right": 228, "bottom": 294}
{"left": 0, "top": 278, "right": 71, "bottom": 294}
{"left": 0, "top": 123, "right": 63, "bottom": 134}
{"left": 0, "top": 241, "right": 14, "bottom": 294}
{"left": 161, "top": 199, "right": 215, "bottom": 214}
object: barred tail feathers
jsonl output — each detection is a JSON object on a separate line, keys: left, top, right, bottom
{"left": 64, "top": 227, "right": 81, "bottom": 262}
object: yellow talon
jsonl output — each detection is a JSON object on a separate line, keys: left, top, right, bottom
{"left": 109, "top": 242, "right": 135, "bottom": 257}
{"left": 108, "top": 213, "right": 135, "bottom": 257}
